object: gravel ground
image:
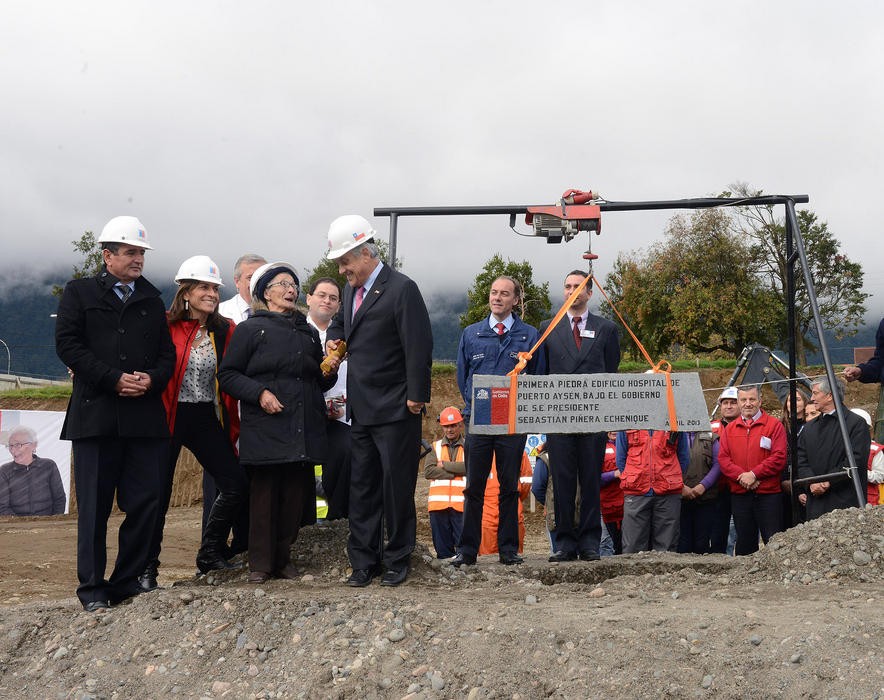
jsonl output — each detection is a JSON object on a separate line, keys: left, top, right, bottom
{"left": 1, "top": 507, "right": 881, "bottom": 699}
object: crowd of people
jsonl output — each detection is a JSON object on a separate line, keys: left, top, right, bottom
{"left": 49, "top": 213, "right": 882, "bottom": 611}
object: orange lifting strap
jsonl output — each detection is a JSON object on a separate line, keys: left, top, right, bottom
{"left": 505, "top": 274, "right": 679, "bottom": 434}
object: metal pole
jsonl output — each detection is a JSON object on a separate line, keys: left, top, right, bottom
{"left": 785, "top": 200, "right": 866, "bottom": 507}
{"left": 0, "top": 338, "right": 10, "bottom": 376}
{"left": 374, "top": 195, "right": 810, "bottom": 219}
{"left": 785, "top": 211, "right": 800, "bottom": 523}
{"left": 389, "top": 212, "right": 399, "bottom": 270}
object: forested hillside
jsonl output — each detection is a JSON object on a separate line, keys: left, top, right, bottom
{"left": 0, "top": 272, "right": 878, "bottom": 379}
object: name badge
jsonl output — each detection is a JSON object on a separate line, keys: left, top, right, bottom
{"left": 760, "top": 436, "right": 772, "bottom": 450}
{"left": 581, "top": 329, "right": 595, "bottom": 338}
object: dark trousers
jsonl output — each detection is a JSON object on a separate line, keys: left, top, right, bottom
{"left": 429, "top": 507, "right": 463, "bottom": 559}
{"left": 72, "top": 437, "right": 166, "bottom": 607}
{"left": 347, "top": 415, "right": 421, "bottom": 570}
{"left": 323, "top": 419, "right": 351, "bottom": 520}
{"left": 709, "top": 487, "right": 732, "bottom": 554}
{"left": 731, "top": 491, "right": 783, "bottom": 555}
{"left": 622, "top": 493, "right": 681, "bottom": 553}
{"left": 547, "top": 432, "right": 605, "bottom": 555}
{"left": 246, "top": 462, "right": 309, "bottom": 574}
{"left": 677, "top": 498, "right": 717, "bottom": 554}
{"left": 459, "top": 433, "right": 526, "bottom": 557}
{"left": 149, "top": 402, "right": 247, "bottom": 569}
{"left": 604, "top": 519, "right": 623, "bottom": 555}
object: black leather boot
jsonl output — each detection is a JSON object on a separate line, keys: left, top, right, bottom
{"left": 138, "top": 562, "right": 160, "bottom": 592}
{"left": 196, "top": 492, "right": 241, "bottom": 574}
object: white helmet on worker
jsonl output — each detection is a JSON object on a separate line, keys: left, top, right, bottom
{"left": 327, "top": 214, "right": 375, "bottom": 260}
{"left": 174, "top": 255, "right": 224, "bottom": 286}
{"left": 719, "top": 387, "right": 739, "bottom": 402}
{"left": 851, "top": 408, "right": 872, "bottom": 428}
{"left": 98, "top": 215, "right": 153, "bottom": 250}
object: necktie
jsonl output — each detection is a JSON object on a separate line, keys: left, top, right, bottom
{"left": 243, "top": 308, "right": 252, "bottom": 320}
{"left": 352, "top": 286, "right": 366, "bottom": 318}
{"left": 495, "top": 322, "right": 505, "bottom": 336}
{"left": 118, "top": 285, "right": 132, "bottom": 302}
{"left": 572, "top": 316, "right": 582, "bottom": 349}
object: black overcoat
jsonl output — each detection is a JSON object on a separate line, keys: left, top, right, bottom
{"left": 219, "top": 310, "right": 333, "bottom": 466}
{"left": 55, "top": 270, "right": 175, "bottom": 439}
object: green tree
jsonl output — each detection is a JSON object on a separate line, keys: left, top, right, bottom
{"left": 603, "top": 208, "right": 782, "bottom": 360}
{"left": 303, "top": 240, "right": 398, "bottom": 294}
{"left": 460, "top": 253, "right": 551, "bottom": 329}
{"left": 603, "top": 248, "right": 675, "bottom": 361}
{"left": 728, "top": 182, "right": 868, "bottom": 364}
{"left": 52, "top": 231, "right": 103, "bottom": 297}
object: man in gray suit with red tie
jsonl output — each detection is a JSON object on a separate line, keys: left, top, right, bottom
{"left": 541, "top": 270, "right": 620, "bottom": 562}
{"left": 326, "top": 214, "right": 433, "bottom": 587}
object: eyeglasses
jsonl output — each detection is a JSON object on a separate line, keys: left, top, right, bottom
{"left": 8, "top": 442, "right": 32, "bottom": 450}
{"left": 267, "top": 281, "right": 297, "bottom": 290}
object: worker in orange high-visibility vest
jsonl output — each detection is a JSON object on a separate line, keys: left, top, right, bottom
{"left": 422, "top": 407, "right": 468, "bottom": 558}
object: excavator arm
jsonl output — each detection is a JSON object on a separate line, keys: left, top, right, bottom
{"left": 714, "top": 343, "right": 813, "bottom": 417}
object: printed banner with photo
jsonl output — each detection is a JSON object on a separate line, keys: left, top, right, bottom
{"left": 0, "top": 410, "right": 71, "bottom": 515}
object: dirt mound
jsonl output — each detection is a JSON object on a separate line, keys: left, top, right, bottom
{"left": 749, "top": 506, "right": 883, "bottom": 585}
{"left": 2, "top": 508, "right": 883, "bottom": 699}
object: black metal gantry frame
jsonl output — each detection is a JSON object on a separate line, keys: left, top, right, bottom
{"left": 374, "top": 194, "right": 866, "bottom": 508}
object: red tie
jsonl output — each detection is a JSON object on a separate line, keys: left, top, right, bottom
{"left": 572, "top": 316, "right": 582, "bottom": 349}
{"left": 352, "top": 286, "right": 365, "bottom": 317}
{"left": 495, "top": 322, "right": 505, "bottom": 336}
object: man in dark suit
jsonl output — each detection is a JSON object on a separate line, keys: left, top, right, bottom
{"left": 55, "top": 216, "right": 175, "bottom": 611}
{"left": 541, "top": 270, "right": 620, "bottom": 562}
{"left": 797, "top": 378, "right": 869, "bottom": 519}
{"left": 326, "top": 214, "right": 433, "bottom": 587}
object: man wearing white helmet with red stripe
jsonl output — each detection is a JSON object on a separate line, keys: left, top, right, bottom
{"left": 326, "top": 214, "right": 433, "bottom": 588}
{"left": 55, "top": 216, "right": 175, "bottom": 611}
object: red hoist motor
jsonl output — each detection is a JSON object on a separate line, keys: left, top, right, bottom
{"left": 524, "top": 189, "right": 602, "bottom": 259}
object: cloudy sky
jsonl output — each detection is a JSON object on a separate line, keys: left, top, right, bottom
{"left": 2, "top": 1, "right": 882, "bottom": 311}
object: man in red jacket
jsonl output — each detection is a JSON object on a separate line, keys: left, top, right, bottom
{"left": 717, "top": 385, "right": 787, "bottom": 555}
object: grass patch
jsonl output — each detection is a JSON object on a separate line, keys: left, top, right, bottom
{"left": 0, "top": 385, "right": 72, "bottom": 400}
{"left": 432, "top": 362, "right": 456, "bottom": 377}
{"left": 619, "top": 359, "right": 737, "bottom": 372}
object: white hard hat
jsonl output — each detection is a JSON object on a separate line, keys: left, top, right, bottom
{"left": 174, "top": 255, "right": 224, "bottom": 286}
{"left": 98, "top": 215, "right": 152, "bottom": 250}
{"left": 851, "top": 408, "right": 872, "bottom": 428}
{"left": 719, "top": 387, "right": 739, "bottom": 401}
{"left": 327, "top": 214, "right": 375, "bottom": 260}
{"left": 249, "top": 261, "right": 299, "bottom": 300}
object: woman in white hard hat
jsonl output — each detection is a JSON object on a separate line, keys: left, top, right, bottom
{"left": 141, "top": 256, "right": 248, "bottom": 590}
{"left": 219, "top": 262, "right": 338, "bottom": 583}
